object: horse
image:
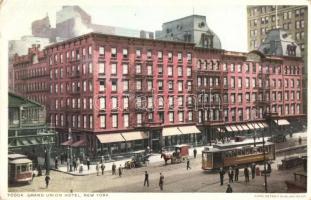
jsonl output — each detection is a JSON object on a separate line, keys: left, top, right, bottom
{"left": 161, "top": 152, "right": 176, "bottom": 165}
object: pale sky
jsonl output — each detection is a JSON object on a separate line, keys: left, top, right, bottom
{"left": 1, "top": 0, "right": 249, "bottom": 52}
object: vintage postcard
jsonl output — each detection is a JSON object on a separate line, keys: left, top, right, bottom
{"left": 0, "top": 0, "right": 310, "bottom": 199}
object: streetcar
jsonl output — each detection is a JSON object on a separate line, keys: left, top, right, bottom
{"left": 202, "top": 139, "right": 275, "bottom": 170}
{"left": 8, "top": 154, "right": 33, "bottom": 183}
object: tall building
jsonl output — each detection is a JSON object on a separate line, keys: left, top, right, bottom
{"left": 12, "top": 31, "right": 304, "bottom": 157}
{"left": 247, "top": 5, "right": 308, "bottom": 112}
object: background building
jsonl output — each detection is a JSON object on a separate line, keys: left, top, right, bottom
{"left": 247, "top": 5, "right": 308, "bottom": 112}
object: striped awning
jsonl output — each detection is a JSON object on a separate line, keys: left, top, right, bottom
{"left": 178, "top": 126, "right": 201, "bottom": 134}
{"left": 262, "top": 122, "right": 269, "bottom": 128}
{"left": 162, "top": 127, "right": 182, "bottom": 137}
{"left": 274, "top": 119, "right": 290, "bottom": 126}
{"left": 230, "top": 125, "right": 239, "bottom": 132}
{"left": 236, "top": 125, "right": 244, "bottom": 131}
{"left": 241, "top": 124, "right": 249, "bottom": 130}
{"left": 71, "top": 139, "right": 87, "bottom": 147}
{"left": 121, "top": 131, "right": 148, "bottom": 141}
{"left": 258, "top": 123, "right": 264, "bottom": 129}
{"left": 246, "top": 123, "right": 255, "bottom": 130}
{"left": 252, "top": 123, "right": 261, "bottom": 129}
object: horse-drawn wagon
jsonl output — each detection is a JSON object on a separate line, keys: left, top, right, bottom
{"left": 124, "top": 150, "right": 151, "bottom": 169}
{"left": 161, "top": 144, "right": 190, "bottom": 165}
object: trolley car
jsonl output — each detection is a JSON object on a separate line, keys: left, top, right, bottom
{"left": 8, "top": 154, "right": 33, "bottom": 183}
{"left": 202, "top": 139, "right": 275, "bottom": 170}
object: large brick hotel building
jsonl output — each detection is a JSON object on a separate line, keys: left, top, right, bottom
{"left": 12, "top": 24, "right": 304, "bottom": 156}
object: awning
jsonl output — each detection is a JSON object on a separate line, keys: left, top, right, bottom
{"left": 230, "top": 125, "right": 239, "bottom": 132}
{"left": 262, "top": 122, "right": 269, "bottom": 128}
{"left": 241, "top": 124, "right": 249, "bottom": 131}
{"left": 236, "top": 125, "right": 244, "bottom": 131}
{"left": 253, "top": 123, "right": 261, "bottom": 129}
{"left": 61, "top": 140, "right": 74, "bottom": 146}
{"left": 96, "top": 133, "right": 125, "bottom": 144}
{"left": 217, "top": 128, "right": 225, "bottom": 133}
{"left": 225, "top": 126, "right": 233, "bottom": 132}
{"left": 162, "top": 127, "right": 182, "bottom": 137}
{"left": 178, "top": 126, "right": 201, "bottom": 134}
{"left": 121, "top": 131, "right": 148, "bottom": 141}
{"left": 71, "top": 139, "right": 87, "bottom": 147}
{"left": 258, "top": 123, "right": 264, "bottom": 129}
{"left": 274, "top": 119, "right": 290, "bottom": 126}
{"left": 246, "top": 123, "right": 254, "bottom": 130}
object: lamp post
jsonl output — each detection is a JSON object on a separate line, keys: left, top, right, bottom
{"left": 68, "top": 128, "right": 73, "bottom": 172}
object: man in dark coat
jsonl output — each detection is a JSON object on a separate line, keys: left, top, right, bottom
{"left": 118, "top": 165, "right": 122, "bottom": 177}
{"left": 101, "top": 163, "right": 105, "bottom": 175}
{"left": 251, "top": 163, "right": 256, "bottom": 179}
{"left": 55, "top": 156, "right": 58, "bottom": 169}
{"left": 159, "top": 173, "right": 164, "bottom": 191}
{"left": 86, "top": 157, "right": 90, "bottom": 170}
{"left": 228, "top": 167, "right": 234, "bottom": 183}
{"left": 45, "top": 175, "right": 51, "bottom": 188}
{"left": 244, "top": 167, "right": 250, "bottom": 183}
{"left": 226, "top": 184, "right": 233, "bottom": 193}
{"left": 234, "top": 166, "right": 239, "bottom": 181}
{"left": 219, "top": 167, "right": 225, "bottom": 185}
{"left": 193, "top": 148, "right": 197, "bottom": 159}
{"left": 112, "top": 163, "right": 116, "bottom": 175}
{"left": 186, "top": 159, "right": 191, "bottom": 170}
{"left": 144, "top": 171, "right": 149, "bottom": 187}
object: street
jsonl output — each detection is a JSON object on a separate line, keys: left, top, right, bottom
{"left": 9, "top": 133, "right": 306, "bottom": 193}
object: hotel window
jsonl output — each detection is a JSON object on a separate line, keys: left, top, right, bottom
{"left": 187, "top": 67, "right": 192, "bottom": 76}
{"left": 136, "top": 49, "right": 141, "bottom": 58}
{"left": 187, "top": 81, "right": 192, "bottom": 91}
{"left": 112, "top": 97, "right": 118, "bottom": 109}
{"left": 231, "top": 77, "right": 235, "bottom": 88}
{"left": 123, "top": 64, "right": 128, "bottom": 75}
{"left": 158, "top": 96, "right": 164, "bottom": 107}
{"left": 238, "top": 109, "right": 243, "bottom": 121}
{"left": 178, "top": 111, "right": 184, "bottom": 122}
{"left": 297, "top": 92, "right": 300, "bottom": 100}
{"left": 291, "top": 91, "right": 295, "bottom": 100}
{"left": 100, "top": 115, "right": 106, "bottom": 128}
{"left": 285, "top": 105, "right": 289, "bottom": 115}
{"left": 111, "top": 80, "right": 117, "bottom": 92}
{"left": 168, "top": 52, "right": 173, "bottom": 61}
{"left": 223, "top": 63, "right": 227, "bottom": 71}
{"left": 158, "top": 80, "right": 163, "bottom": 90}
{"left": 111, "top": 48, "right": 117, "bottom": 58}
{"left": 147, "top": 65, "right": 153, "bottom": 75}
{"left": 147, "top": 50, "right": 152, "bottom": 59}
{"left": 71, "top": 50, "right": 75, "bottom": 60}
{"left": 168, "top": 66, "right": 173, "bottom": 76}
{"left": 223, "top": 77, "right": 228, "bottom": 87}
{"left": 168, "top": 80, "right": 173, "bottom": 91}
{"left": 112, "top": 114, "right": 118, "bottom": 128}
{"left": 297, "top": 104, "right": 300, "bottom": 114}
{"left": 285, "top": 79, "right": 288, "bottom": 88}
{"left": 137, "top": 114, "right": 142, "bottom": 127}
{"left": 83, "top": 64, "right": 86, "bottom": 74}
{"left": 187, "top": 53, "right": 192, "bottom": 62}
{"left": 178, "top": 66, "right": 183, "bottom": 76}
{"left": 169, "top": 96, "right": 174, "bottom": 107}
{"left": 301, "top": 20, "right": 304, "bottom": 28}
{"left": 285, "top": 92, "right": 289, "bottom": 100}
{"left": 83, "top": 115, "right": 87, "bottom": 128}
{"left": 123, "top": 97, "right": 129, "bottom": 109}
{"left": 147, "top": 80, "right": 153, "bottom": 91}
{"left": 88, "top": 63, "right": 93, "bottom": 74}
{"left": 246, "top": 77, "right": 250, "bottom": 88}
{"left": 111, "top": 63, "right": 117, "bottom": 75}
{"left": 136, "top": 64, "right": 141, "bottom": 74}
{"left": 158, "top": 65, "right": 163, "bottom": 75}
{"left": 72, "top": 115, "right": 76, "bottom": 127}
{"left": 272, "top": 92, "right": 276, "bottom": 101}
{"left": 291, "top": 79, "right": 294, "bottom": 88}
{"left": 252, "top": 78, "right": 256, "bottom": 87}
{"left": 252, "top": 93, "right": 256, "bottom": 102}
{"left": 123, "top": 80, "right": 129, "bottom": 91}
{"left": 88, "top": 46, "right": 92, "bottom": 55}
{"left": 291, "top": 104, "right": 295, "bottom": 114}
{"left": 99, "top": 46, "right": 105, "bottom": 55}
{"left": 238, "top": 94, "right": 242, "bottom": 104}
{"left": 158, "top": 51, "right": 163, "bottom": 60}
{"left": 230, "top": 64, "right": 235, "bottom": 72}
{"left": 178, "top": 81, "right": 183, "bottom": 92}
{"left": 296, "top": 21, "right": 300, "bottom": 29}
{"left": 231, "top": 109, "right": 236, "bottom": 122}
{"left": 177, "top": 52, "right": 182, "bottom": 62}
{"left": 136, "top": 80, "right": 142, "bottom": 90}
{"left": 77, "top": 98, "right": 81, "bottom": 108}
{"left": 231, "top": 94, "right": 235, "bottom": 103}
{"left": 178, "top": 96, "right": 183, "bottom": 107}
{"left": 237, "top": 64, "right": 242, "bottom": 72}
{"left": 83, "top": 98, "right": 86, "bottom": 109}
{"left": 278, "top": 92, "right": 282, "bottom": 101}
{"left": 197, "top": 77, "right": 201, "bottom": 87}
{"left": 89, "top": 98, "right": 93, "bottom": 109}
{"left": 148, "top": 97, "right": 153, "bottom": 109}
{"left": 198, "top": 110, "right": 202, "bottom": 123}
{"left": 187, "top": 96, "right": 193, "bottom": 105}
{"left": 278, "top": 80, "right": 282, "bottom": 88}
{"left": 238, "top": 77, "right": 242, "bottom": 88}
{"left": 209, "top": 77, "right": 213, "bottom": 87}
{"left": 169, "top": 112, "right": 174, "bottom": 123}
{"left": 123, "top": 114, "right": 129, "bottom": 128}
{"left": 99, "top": 63, "right": 105, "bottom": 74}
{"left": 100, "top": 97, "right": 105, "bottom": 110}
{"left": 188, "top": 111, "right": 193, "bottom": 121}
{"left": 245, "top": 93, "right": 249, "bottom": 102}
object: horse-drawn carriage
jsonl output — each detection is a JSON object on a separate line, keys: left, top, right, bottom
{"left": 124, "top": 150, "right": 151, "bottom": 169}
{"left": 161, "top": 144, "right": 190, "bottom": 165}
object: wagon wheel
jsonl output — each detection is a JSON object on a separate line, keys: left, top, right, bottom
{"left": 131, "top": 162, "right": 135, "bottom": 168}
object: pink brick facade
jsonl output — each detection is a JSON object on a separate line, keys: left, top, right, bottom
{"left": 12, "top": 33, "right": 304, "bottom": 156}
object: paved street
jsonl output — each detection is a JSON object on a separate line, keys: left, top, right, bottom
{"left": 9, "top": 132, "right": 306, "bottom": 193}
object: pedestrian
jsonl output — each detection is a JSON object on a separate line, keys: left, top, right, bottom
{"left": 54, "top": 156, "right": 58, "bottom": 169}
{"left": 186, "top": 159, "right": 191, "bottom": 170}
{"left": 234, "top": 166, "right": 239, "bottom": 181}
{"left": 144, "top": 171, "right": 149, "bottom": 187}
{"left": 73, "top": 159, "right": 77, "bottom": 172}
{"left": 244, "top": 167, "right": 250, "bottom": 184}
{"left": 159, "top": 172, "right": 164, "bottom": 191}
{"left": 112, "top": 163, "right": 116, "bottom": 175}
{"left": 298, "top": 136, "right": 302, "bottom": 145}
{"left": 101, "top": 162, "right": 105, "bottom": 175}
{"left": 226, "top": 184, "right": 233, "bottom": 193}
{"left": 118, "top": 165, "right": 122, "bottom": 177}
{"left": 267, "top": 162, "right": 272, "bottom": 173}
{"left": 45, "top": 175, "right": 51, "bottom": 188}
{"left": 87, "top": 157, "right": 90, "bottom": 171}
{"left": 219, "top": 167, "right": 225, "bottom": 185}
{"left": 251, "top": 163, "right": 256, "bottom": 179}
{"left": 77, "top": 158, "right": 81, "bottom": 169}
{"left": 228, "top": 166, "right": 234, "bottom": 183}
{"left": 193, "top": 148, "right": 197, "bottom": 159}
{"left": 96, "top": 162, "right": 100, "bottom": 176}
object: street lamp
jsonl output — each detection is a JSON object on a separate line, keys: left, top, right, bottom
{"left": 68, "top": 128, "right": 73, "bottom": 172}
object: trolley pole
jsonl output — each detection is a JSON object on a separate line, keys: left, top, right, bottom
{"left": 262, "top": 133, "right": 268, "bottom": 192}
